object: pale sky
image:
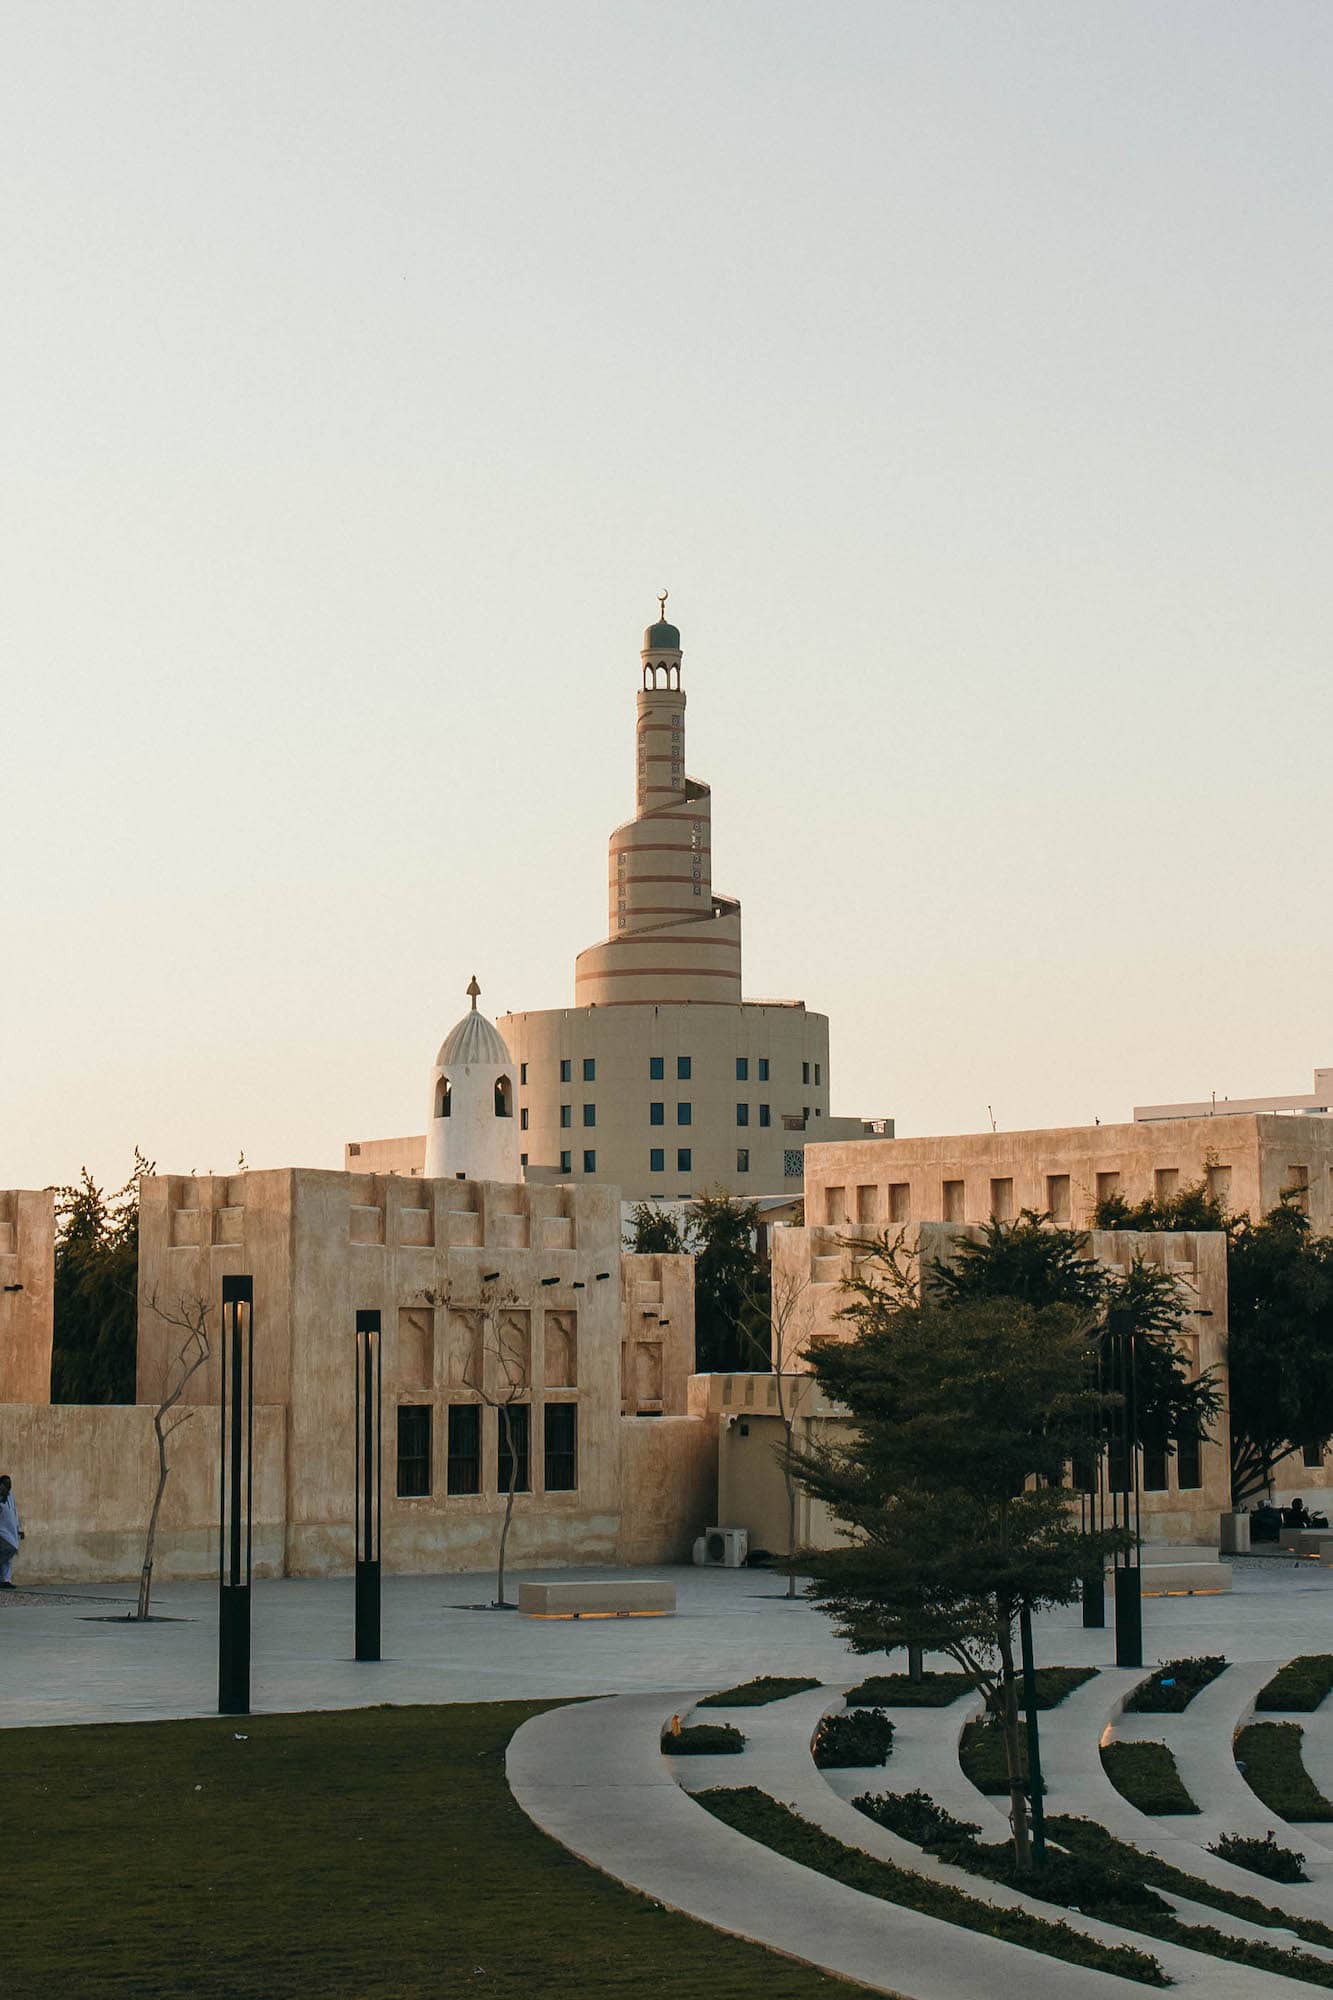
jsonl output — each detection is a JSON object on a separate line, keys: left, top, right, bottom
{"left": 3, "top": 2, "right": 1331, "bottom": 1195}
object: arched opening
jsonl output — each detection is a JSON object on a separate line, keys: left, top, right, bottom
{"left": 494, "top": 1074, "right": 513, "bottom": 1118}
{"left": 435, "top": 1076, "right": 451, "bottom": 1118}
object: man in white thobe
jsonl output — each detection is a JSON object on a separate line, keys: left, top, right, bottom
{"left": 0, "top": 1475, "right": 22, "bottom": 1587}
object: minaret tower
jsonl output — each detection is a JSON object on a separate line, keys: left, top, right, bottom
{"left": 423, "top": 976, "right": 521, "bottom": 1182}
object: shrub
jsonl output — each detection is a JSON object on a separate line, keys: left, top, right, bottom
{"left": 1100, "top": 1740, "right": 1198, "bottom": 1815}
{"left": 697, "top": 1676, "right": 821, "bottom": 1708}
{"left": 660, "top": 1721, "right": 745, "bottom": 1756}
{"left": 853, "top": 1788, "right": 981, "bottom": 1850}
{"left": 1208, "top": 1830, "right": 1309, "bottom": 1884}
{"left": 846, "top": 1671, "right": 969, "bottom": 1707}
{"left": 1255, "top": 1655, "right": 1333, "bottom": 1713}
{"left": 959, "top": 1717, "right": 1043, "bottom": 1796}
{"left": 1124, "top": 1656, "right": 1228, "bottom": 1713}
{"left": 812, "top": 1707, "right": 895, "bottom": 1769}
{"left": 1234, "top": 1723, "right": 1333, "bottom": 1822}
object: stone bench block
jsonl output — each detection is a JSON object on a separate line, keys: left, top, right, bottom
{"left": 517, "top": 1578, "right": 676, "bottom": 1619}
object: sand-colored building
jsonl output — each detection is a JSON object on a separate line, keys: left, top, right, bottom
{"left": 347, "top": 604, "right": 888, "bottom": 1199}
{"left": 0, "top": 1188, "right": 54, "bottom": 1405}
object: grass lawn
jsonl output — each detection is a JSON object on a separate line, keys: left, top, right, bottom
{"left": 7, "top": 1703, "right": 854, "bottom": 2000}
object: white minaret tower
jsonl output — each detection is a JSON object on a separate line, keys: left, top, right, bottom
{"left": 424, "top": 976, "right": 522, "bottom": 1182}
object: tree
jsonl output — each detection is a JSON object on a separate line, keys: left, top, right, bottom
{"left": 52, "top": 1152, "right": 152, "bottom": 1404}
{"left": 1226, "top": 1199, "right": 1333, "bottom": 1504}
{"left": 624, "top": 1201, "right": 685, "bottom": 1254}
{"left": 687, "top": 1188, "right": 769, "bottom": 1372}
{"left": 788, "top": 1252, "right": 1126, "bottom": 1872}
{"left": 1093, "top": 1175, "right": 1228, "bottom": 1235}
{"left": 136, "top": 1293, "right": 211, "bottom": 1620}
{"left": 422, "top": 1280, "right": 527, "bottom": 1607}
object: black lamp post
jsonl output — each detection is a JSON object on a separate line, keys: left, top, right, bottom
{"left": 1018, "top": 1602, "right": 1047, "bottom": 1864}
{"left": 218, "top": 1274, "right": 254, "bottom": 1716}
{"left": 354, "top": 1309, "right": 382, "bottom": 1662}
{"left": 1080, "top": 1343, "right": 1106, "bottom": 1629}
{"left": 1107, "top": 1304, "right": 1143, "bottom": 1668}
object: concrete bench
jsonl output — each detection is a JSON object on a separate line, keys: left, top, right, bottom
{"left": 1279, "top": 1528, "right": 1333, "bottom": 1562}
{"left": 517, "top": 1579, "right": 676, "bottom": 1619}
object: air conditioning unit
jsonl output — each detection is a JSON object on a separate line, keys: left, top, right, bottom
{"left": 692, "top": 1526, "right": 749, "bottom": 1569}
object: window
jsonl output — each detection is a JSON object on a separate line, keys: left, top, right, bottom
{"left": 736, "top": 1103, "right": 749, "bottom": 1126}
{"left": 583, "top": 1149, "right": 596, "bottom": 1174}
{"left": 825, "top": 1185, "right": 846, "bottom": 1224}
{"left": 559, "top": 1150, "right": 572, "bottom": 1174}
{"left": 520, "top": 1107, "right": 529, "bottom": 1130}
{"left": 1302, "top": 1439, "right": 1326, "bottom": 1468}
{"left": 942, "top": 1179, "right": 964, "bottom": 1222}
{"left": 677, "top": 1102, "right": 692, "bottom": 1126}
{"left": 990, "top": 1178, "right": 1014, "bottom": 1222}
{"left": 1206, "top": 1162, "right": 1231, "bottom": 1205}
{"left": 888, "top": 1182, "right": 910, "bottom": 1223}
{"left": 783, "top": 1149, "right": 803, "bottom": 1178}
{"left": 856, "top": 1185, "right": 878, "bottom": 1223}
{"left": 758, "top": 1058, "right": 769, "bottom": 1081}
{"left": 1286, "top": 1164, "right": 1310, "bottom": 1214}
{"left": 446, "top": 1405, "right": 480, "bottom": 1495}
{"left": 650, "top": 1102, "right": 664, "bottom": 1125}
{"left": 583, "top": 1103, "right": 596, "bottom": 1127}
{"left": 583, "top": 1057, "right": 596, "bottom": 1082}
{"left": 435, "top": 1078, "right": 451, "bottom": 1118}
{"left": 736, "top": 1057, "right": 749, "bottom": 1080}
{"left": 520, "top": 1153, "right": 528, "bottom": 1167}
{"left": 1046, "top": 1174, "right": 1071, "bottom": 1223}
{"left": 496, "top": 1405, "right": 530, "bottom": 1492}
{"left": 802, "top": 1061, "right": 810, "bottom": 1084}
{"left": 677, "top": 1148, "right": 692, "bottom": 1173}
{"left": 650, "top": 1147, "right": 665, "bottom": 1174}
{"left": 1175, "top": 1424, "right": 1202, "bottom": 1490}
{"left": 814, "top": 1063, "right": 821, "bottom": 1085}
{"left": 1154, "top": 1167, "right": 1179, "bottom": 1204}
{"left": 1096, "top": 1171, "right": 1120, "bottom": 1204}
{"left": 494, "top": 1076, "right": 513, "bottom": 1117}
{"left": 650, "top": 1055, "right": 665, "bottom": 1080}
{"left": 736, "top": 1148, "right": 750, "bottom": 1174}
{"left": 1142, "top": 1430, "right": 1169, "bottom": 1492}
{"left": 560, "top": 1058, "right": 572, "bottom": 1083}
{"left": 520, "top": 1062, "right": 528, "bottom": 1085}
{"left": 544, "top": 1404, "right": 578, "bottom": 1492}
{"left": 755, "top": 1102, "right": 771, "bottom": 1130}
{"left": 677, "top": 1056, "right": 691, "bottom": 1079}
{"left": 560, "top": 1104, "right": 572, "bottom": 1128}
{"left": 396, "top": 1406, "right": 431, "bottom": 1497}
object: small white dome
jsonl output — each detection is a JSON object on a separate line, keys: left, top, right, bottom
{"left": 436, "top": 1009, "right": 512, "bottom": 1069}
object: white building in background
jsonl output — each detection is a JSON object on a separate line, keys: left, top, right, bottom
{"left": 1135, "top": 1067, "right": 1333, "bottom": 1124}
{"left": 423, "top": 977, "right": 521, "bottom": 1185}
{"left": 348, "top": 600, "right": 889, "bottom": 1199}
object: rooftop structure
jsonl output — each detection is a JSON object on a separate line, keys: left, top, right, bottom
{"left": 1135, "top": 1066, "right": 1333, "bottom": 1123}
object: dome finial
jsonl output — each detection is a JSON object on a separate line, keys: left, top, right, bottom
{"left": 467, "top": 973, "right": 480, "bottom": 1011}
{"left": 657, "top": 588, "right": 668, "bottom": 619}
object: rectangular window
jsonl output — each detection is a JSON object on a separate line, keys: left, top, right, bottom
{"left": 520, "top": 1153, "right": 528, "bottom": 1167}
{"left": 736, "top": 1148, "right": 750, "bottom": 1174}
{"left": 1142, "top": 1432, "right": 1169, "bottom": 1492}
{"left": 560, "top": 1103, "right": 572, "bottom": 1128}
{"left": 736, "top": 1102, "right": 749, "bottom": 1126}
{"left": 1046, "top": 1174, "right": 1071, "bottom": 1223}
{"left": 942, "top": 1179, "right": 965, "bottom": 1223}
{"left": 520, "top": 1107, "right": 529, "bottom": 1130}
{"left": 1175, "top": 1425, "right": 1202, "bottom": 1490}
{"left": 650, "top": 1147, "right": 665, "bottom": 1174}
{"left": 1206, "top": 1163, "right": 1231, "bottom": 1206}
{"left": 677, "top": 1102, "right": 692, "bottom": 1125}
{"left": 583, "top": 1058, "right": 596, "bottom": 1082}
{"left": 560, "top": 1058, "right": 572, "bottom": 1083}
{"left": 583, "top": 1149, "right": 596, "bottom": 1174}
{"left": 758, "top": 1058, "right": 769, "bottom": 1081}
{"left": 560, "top": 1150, "right": 572, "bottom": 1174}
{"left": 1096, "top": 1170, "right": 1120, "bottom": 1205}
{"left": 1154, "top": 1167, "right": 1179, "bottom": 1204}
{"left": 677, "top": 1148, "right": 692, "bottom": 1173}
{"left": 583, "top": 1103, "right": 596, "bottom": 1127}
{"left": 520, "top": 1062, "right": 528, "bottom": 1085}
{"left": 650, "top": 1055, "right": 665, "bottom": 1080}
{"left": 446, "top": 1404, "right": 480, "bottom": 1495}
{"left": 650, "top": 1101, "right": 664, "bottom": 1125}
{"left": 802, "top": 1061, "right": 810, "bottom": 1084}
{"left": 814, "top": 1063, "right": 821, "bottom": 1085}
{"left": 736, "top": 1057, "right": 749, "bottom": 1080}
{"left": 1302, "top": 1438, "right": 1325, "bottom": 1468}
{"left": 1286, "top": 1164, "right": 1310, "bottom": 1214}
{"left": 496, "top": 1404, "right": 530, "bottom": 1493}
{"left": 758, "top": 1103, "right": 771, "bottom": 1128}
{"left": 544, "top": 1403, "right": 578, "bottom": 1492}
{"left": 677, "top": 1055, "right": 691, "bottom": 1079}
{"left": 825, "top": 1185, "right": 846, "bottom": 1224}
{"left": 856, "top": 1184, "right": 878, "bottom": 1224}
{"left": 990, "top": 1177, "right": 1014, "bottom": 1222}
{"left": 396, "top": 1406, "right": 431, "bottom": 1497}
{"left": 888, "top": 1182, "right": 910, "bottom": 1223}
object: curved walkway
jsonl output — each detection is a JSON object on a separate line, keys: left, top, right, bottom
{"left": 507, "top": 1688, "right": 1321, "bottom": 2000}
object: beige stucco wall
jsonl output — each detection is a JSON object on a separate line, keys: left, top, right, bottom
{"left": 0, "top": 1189, "right": 54, "bottom": 1405}
{"left": 616, "top": 1412, "right": 718, "bottom": 1564}
{"left": 0, "top": 1402, "right": 287, "bottom": 1583}
{"left": 620, "top": 1252, "right": 695, "bottom": 1414}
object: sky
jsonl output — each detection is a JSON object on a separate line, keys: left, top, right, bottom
{"left": 3, "top": 1, "right": 1331, "bottom": 1194}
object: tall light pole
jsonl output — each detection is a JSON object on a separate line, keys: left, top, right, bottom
{"left": 354, "top": 1309, "right": 382, "bottom": 1662}
{"left": 1107, "top": 1304, "right": 1143, "bottom": 1668}
{"left": 218, "top": 1274, "right": 254, "bottom": 1715}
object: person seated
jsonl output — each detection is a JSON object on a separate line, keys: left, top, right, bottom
{"left": 1289, "top": 1497, "right": 1312, "bottom": 1528}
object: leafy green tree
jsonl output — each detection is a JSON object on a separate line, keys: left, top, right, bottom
{"left": 1093, "top": 1175, "right": 1228, "bottom": 1234}
{"left": 686, "top": 1188, "right": 769, "bottom": 1373}
{"left": 790, "top": 1261, "right": 1126, "bottom": 1871}
{"left": 1226, "top": 1199, "right": 1333, "bottom": 1504}
{"left": 624, "top": 1200, "right": 685, "bottom": 1254}
{"left": 51, "top": 1153, "right": 151, "bottom": 1404}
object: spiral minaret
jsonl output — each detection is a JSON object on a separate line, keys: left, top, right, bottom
{"left": 574, "top": 599, "right": 743, "bottom": 1006}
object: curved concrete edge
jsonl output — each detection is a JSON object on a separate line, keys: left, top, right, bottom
{"left": 506, "top": 1690, "right": 1163, "bottom": 2000}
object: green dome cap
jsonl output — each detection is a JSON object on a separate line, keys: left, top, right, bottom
{"left": 642, "top": 590, "right": 680, "bottom": 653}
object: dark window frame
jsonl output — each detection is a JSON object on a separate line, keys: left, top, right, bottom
{"left": 446, "top": 1403, "right": 481, "bottom": 1496}
{"left": 544, "top": 1402, "right": 578, "bottom": 1493}
{"left": 396, "top": 1405, "right": 432, "bottom": 1498}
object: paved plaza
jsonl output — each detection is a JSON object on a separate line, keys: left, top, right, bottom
{"left": 1, "top": 1551, "right": 1330, "bottom": 1731}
